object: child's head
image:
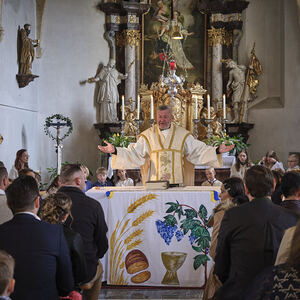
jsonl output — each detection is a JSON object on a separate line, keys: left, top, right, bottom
{"left": 205, "top": 167, "right": 216, "bottom": 182}
{"left": 0, "top": 250, "right": 15, "bottom": 297}
{"left": 80, "top": 164, "right": 89, "bottom": 180}
{"left": 117, "top": 169, "right": 127, "bottom": 181}
{"left": 96, "top": 167, "right": 108, "bottom": 184}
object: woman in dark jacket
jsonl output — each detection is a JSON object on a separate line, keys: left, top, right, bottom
{"left": 39, "top": 192, "right": 88, "bottom": 291}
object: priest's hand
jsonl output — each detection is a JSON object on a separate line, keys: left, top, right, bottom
{"left": 218, "top": 142, "right": 235, "bottom": 154}
{"left": 98, "top": 141, "right": 116, "bottom": 154}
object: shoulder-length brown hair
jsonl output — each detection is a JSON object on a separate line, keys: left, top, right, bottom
{"left": 14, "top": 149, "right": 29, "bottom": 172}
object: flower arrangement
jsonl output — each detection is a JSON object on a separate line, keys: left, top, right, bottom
{"left": 103, "top": 133, "right": 135, "bottom": 148}
{"left": 205, "top": 133, "right": 250, "bottom": 154}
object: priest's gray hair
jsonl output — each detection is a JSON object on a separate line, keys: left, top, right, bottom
{"left": 158, "top": 105, "right": 172, "bottom": 114}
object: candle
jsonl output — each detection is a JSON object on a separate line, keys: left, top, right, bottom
{"left": 207, "top": 94, "right": 211, "bottom": 119}
{"left": 223, "top": 94, "right": 226, "bottom": 119}
{"left": 122, "top": 95, "right": 125, "bottom": 120}
{"left": 137, "top": 95, "right": 140, "bottom": 120}
{"left": 150, "top": 95, "right": 154, "bottom": 119}
{"left": 194, "top": 96, "right": 198, "bottom": 119}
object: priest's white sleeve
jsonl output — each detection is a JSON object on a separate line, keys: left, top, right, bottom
{"left": 111, "top": 136, "right": 149, "bottom": 169}
{"left": 183, "top": 135, "right": 223, "bottom": 168}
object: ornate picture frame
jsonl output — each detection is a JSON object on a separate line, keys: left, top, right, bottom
{"left": 141, "top": 0, "right": 207, "bottom": 87}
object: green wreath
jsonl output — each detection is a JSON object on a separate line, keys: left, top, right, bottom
{"left": 44, "top": 114, "right": 73, "bottom": 142}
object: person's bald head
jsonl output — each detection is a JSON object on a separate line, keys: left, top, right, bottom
{"left": 157, "top": 105, "right": 174, "bottom": 130}
{"left": 59, "top": 164, "right": 86, "bottom": 191}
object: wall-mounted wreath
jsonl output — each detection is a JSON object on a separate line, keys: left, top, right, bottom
{"left": 44, "top": 114, "right": 73, "bottom": 143}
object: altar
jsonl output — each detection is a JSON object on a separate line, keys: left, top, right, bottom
{"left": 86, "top": 186, "right": 221, "bottom": 287}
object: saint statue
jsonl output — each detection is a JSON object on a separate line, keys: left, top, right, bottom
{"left": 224, "top": 59, "right": 247, "bottom": 123}
{"left": 18, "top": 24, "right": 39, "bottom": 75}
{"left": 86, "top": 59, "right": 128, "bottom": 123}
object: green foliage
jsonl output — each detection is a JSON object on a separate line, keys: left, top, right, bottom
{"left": 103, "top": 133, "right": 135, "bottom": 148}
{"left": 163, "top": 201, "right": 212, "bottom": 270}
{"left": 205, "top": 133, "right": 250, "bottom": 154}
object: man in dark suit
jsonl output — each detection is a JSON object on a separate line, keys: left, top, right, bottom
{"left": 0, "top": 176, "right": 74, "bottom": 300}
{"left": 214, "top": 165, "right": 299, "bottom": 300}
{"left": 58, "top": 164, "right": 108, "bottom": 300}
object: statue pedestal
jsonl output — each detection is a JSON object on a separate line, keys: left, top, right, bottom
{"left": 226, "top": 122, "right": 254, "bottom": 143}
{"left": 16, "top": 74, "right": 39, "bottom": 88}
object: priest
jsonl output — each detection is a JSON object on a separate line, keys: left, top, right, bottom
{"left": 98, "top": 105, "right": 234, "bottom": 185}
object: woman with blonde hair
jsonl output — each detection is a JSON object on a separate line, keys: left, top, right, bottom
{"left": 39, "top": 192, "right": 87, "bottom": 292}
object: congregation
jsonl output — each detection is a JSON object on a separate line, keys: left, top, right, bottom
{"left": 0, "top": 146, "right": 300, "bottom": 299}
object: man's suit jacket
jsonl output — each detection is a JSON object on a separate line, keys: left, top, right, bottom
{"left": 59, "top": 186, "right": 108, "bottom": 282}
{"left": 0, "top": 213, "right": 74, "bottom": 300}
{"left": 214, "top": 197, "right": 299, "bottom": 300}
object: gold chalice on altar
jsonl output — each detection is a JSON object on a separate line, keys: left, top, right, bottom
{"left": 161, "top": 251, "right": 187, "bottom": 285}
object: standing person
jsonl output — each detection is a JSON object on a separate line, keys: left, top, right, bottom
{"left": 58, "top": 164, "right": 108, "bottom": 300}
{"left": 0, "top": 250, "right": 15, "bottom": 300}
{"left": 39, "top": 193, "right": 88, "bottom": 293}
{"left": 230, "top": 149, "right": 252, "bottom": 179}
{"left": 85, "top": 59, "right": 128, "bottom": 123}
{"left": 0, "top": 176, "right": 74, "bottom": 300}
{"left": 98, "top": 105, "right": 234, "bottom": 186}
{"left": 214, "top": 165, "right": 299, "bottom": 300}
{"left": 259, "top": 150, "right": 285, "bottom": 172}
{"left": 0, "top": 167, "right": 13, "bottom": 224}
{"left": 203, "top": 177, "right": 248, "bottom": 300}
{"left": 201, "top": 167, "right": 222, "bottom": 186}
{"left": 287, "top": 153, "right": 300, "bottom": 171}
{"left": 8, "top": 149, "right": 29, "bottom": 181}
{"left": 115, "top": 169, "right": 134, "bottom": 187}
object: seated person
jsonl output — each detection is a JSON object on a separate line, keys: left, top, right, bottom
{"left": 39, "top": 192, "right": 88, "bottom": 292}
{"left": 271, "top": 169, "right": 284, "bottom": 205}
{"left": 230, "top": 149, "right": 252, "bottom": 179}
{"left": 245, "top": 220, "right": 300, "bottom": 300}
{"left": 8, "top": 149, "right": 30, "bottom": 181}
{"left": 80, "top": 165, "right": 92, "bottom": 192}
{"left": 259, "top": 150, "right": 285, "bottom": 172}
{"left": 93, "top": 167, "right": 113, "bottom": 187}
{"left": 0, "top": 250, "right": 15, "bottom": 300}
{"left": 201, "top": 167, "right": 222, "bottom": 186}
{"left": 287, "top": 153, "right": 300, "bottom": 171}
{"left": 46, "top": 175, "right": 61, "bottom": 196}
{"left": 115, "top": 169, "right": 134, "bottom": 187}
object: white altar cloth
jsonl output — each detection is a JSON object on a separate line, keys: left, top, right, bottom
{"left": 86, "top": 186, "right": 220, "bottom": 287}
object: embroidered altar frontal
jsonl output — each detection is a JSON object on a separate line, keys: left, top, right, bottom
{"left": 96, "top": 187, "right": 219, "bottom": 287}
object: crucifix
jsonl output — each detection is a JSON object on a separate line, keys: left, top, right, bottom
{"left": 49, "top": 121, "right": 67, "bottom": 175}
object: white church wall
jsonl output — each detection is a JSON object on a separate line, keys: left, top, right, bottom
{"left": 0, "top": 0, "right": 39, "bottom": 172}
{"left": 239, "top": 0, "right": 300, "bottom": 167}
{"left": 37, "top": 0, "right": 108, "bottom": 183}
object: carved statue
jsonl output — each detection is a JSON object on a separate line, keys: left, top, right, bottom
{"left": 83, "top": 59, "right": 128, "bottom": 123}
{"left": 224, "top": 59, "right": 247, "bottom": 123}
{"left": 18, "top": 24, "right": 39, "bottom": 75}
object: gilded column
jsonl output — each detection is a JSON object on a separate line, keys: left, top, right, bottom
{"left": 208, "top": 27, "right": 225, "bottom": 106}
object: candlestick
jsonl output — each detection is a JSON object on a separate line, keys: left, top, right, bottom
{"left": 121, "top": 95, "right": 125, "bottom": 120}
{"left": 194, "top": 96, "right": 198, "bottom": 119}
{"left": 193, "top": 119, "right": 200, "bottom": 139}
{"left": 205, "top": 119, "right": 213, "bottom": 139}
{"left": 137, "top": 95, "right": 140, "bottom": 120}
{"left": 223, "top": 94, "right": 226, "bottom": 119}
{"left": 207, "top": 94, "right": 211, "bottom": 119}
{"left": 150, "top": 95, "right": 154, "bottom": 120}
